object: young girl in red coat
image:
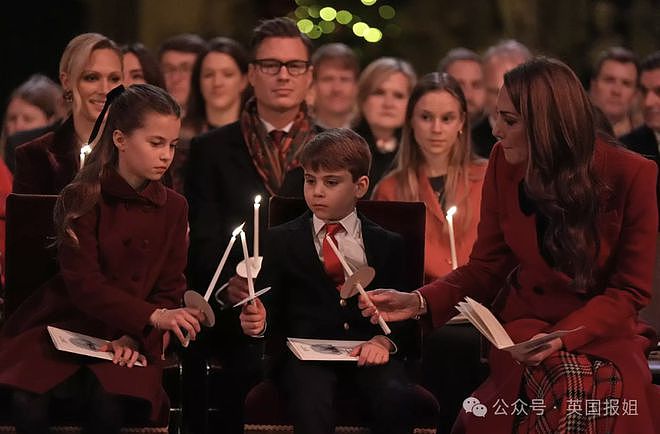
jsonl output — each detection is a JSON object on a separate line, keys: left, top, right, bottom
{"left": 0, "top": 84, "right": 204, "bottom": 433}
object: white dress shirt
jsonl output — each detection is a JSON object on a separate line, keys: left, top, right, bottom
{"left": 311, "top": 210, "right": 367, "bottom": 273}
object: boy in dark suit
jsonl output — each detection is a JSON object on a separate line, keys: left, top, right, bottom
{"left": 240, "top": 128, "right": 417, "bottom": 434}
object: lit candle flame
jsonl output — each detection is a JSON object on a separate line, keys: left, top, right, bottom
{"left": 232, "top": 222, "right": 245, "bottom": 237}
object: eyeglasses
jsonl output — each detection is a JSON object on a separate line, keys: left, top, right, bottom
{"left": 252, "top": 59, "right": 311, "bottom": 76}
{"left": 162, "top": 63, "right": 194, "bottom": 77}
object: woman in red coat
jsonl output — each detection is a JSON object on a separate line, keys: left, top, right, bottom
{"left": 0, "top": 84, "right": 204, "bottom": 433}
{"left": 362, "top": 58, "right": 660, "bottom": 433}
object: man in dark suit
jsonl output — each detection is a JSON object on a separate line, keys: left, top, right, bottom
{"left": 184, "top": 17, "right": 317, "bottom": 433}
{"left": 622, "top": 51, "right": 660, "bottom": 163}
{"left": 240, "top": 129, "right": 416, "bottom": 434}
{"left": 621, "top": 51, "right": 660, "bottom": 218}
{"left": 589, "top": 47, "right": 640, "bottom": 138}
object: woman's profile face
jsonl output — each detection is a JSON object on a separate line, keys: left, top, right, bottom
{"left": 200, "top": 51, "right": 247, "bottom": 113}
{"left": 362, "top": 71, "right": 410, "bottom": 134}
{"left": 492, "top": 87, "right": 528, "bottom": 164}
{"left": 411, "top": 90, "right": 465, "bottom": 160}
{"left": 123, "top": 52, "right": 147, "bottom": 87}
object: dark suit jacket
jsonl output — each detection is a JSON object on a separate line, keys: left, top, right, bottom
{"left": 354, "top": 120, "right": 400, "bottom": 198}
{"left": 621, "top": 125, "right": 659, "bottom": 230}
{"left": 471, "top": 115, "right": 497, "bottom": 159}
{"left": 185, "top": 121, "right": 308, "bottom": 292}
{"left": 13, "top": 116, "right": 77, "bottom": 194}
{"left": 258, "top": 211, "right": 415, "bottom": 362}
{"left": 185, "top": 120, "right": 316, "bottom": 348}
{"left": 621, "top": 125, "right": 659, "bottom": 162}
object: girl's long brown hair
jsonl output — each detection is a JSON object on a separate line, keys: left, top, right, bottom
{"left": 54, "top": 84, "right": 180, "bottom": 247}
{"left": 504, "top": 58, "right": 602, "bottom": 292}
{"left": 385, "top": 72, "right": 482, "bottom": 234}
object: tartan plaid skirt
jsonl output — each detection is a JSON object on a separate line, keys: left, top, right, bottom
{"left": 513, "top": 350, "right": 622, "bottom": 434}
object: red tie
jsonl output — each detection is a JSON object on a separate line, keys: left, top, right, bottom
{"left": 269, "top": 130, "right": 286, "bottom": 151}
{"left": 322, "top": 223, "right": 345, "bottom": 288}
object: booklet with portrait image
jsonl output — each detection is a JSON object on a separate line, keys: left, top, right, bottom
{"left": 454, "top": 297, "right": 584, "bottom": 358}
{"left": 286, "top": 337, "right": 367, "bottom": 361}
{"left": 47, "top": 326, "right": 145, "bottom": 367}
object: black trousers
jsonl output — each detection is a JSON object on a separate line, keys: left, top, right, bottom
{"left": 11, "top": 367, "right": 129, "bottom": 434}
{"left": 278, "top": 356, "right": 416, "bottom": 434}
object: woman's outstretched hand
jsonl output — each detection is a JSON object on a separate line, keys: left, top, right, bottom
{"left": 358, "top": 289, "right": 421, "bottom": 323}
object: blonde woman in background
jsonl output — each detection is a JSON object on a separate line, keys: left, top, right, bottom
{"left": 13, "top": 33, "right": 123, "bottom": 194}
{"left": 355, "top": 57, "right": 416, "bottom": 196}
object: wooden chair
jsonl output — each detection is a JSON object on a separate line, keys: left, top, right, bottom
{"left": 0, "top": 194, "right": 182, "bottom": 434}
{"left": 241, "top": 196, "right": 439, "bottom": 433}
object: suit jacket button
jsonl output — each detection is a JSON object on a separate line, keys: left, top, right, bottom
{"left": 533, "top": 286, "right": 545, "bottom": 295}
{"left": 142, "top": 239, "right": 150, "bottom": 248}
{"left": 339, "top": 299, "right": 347, "bottom": 307}
{"left": 343, "top": 322, "right": 350, "bottom": 330}
{"left": 131, "top": 274, "right": 140, "bottom": 282}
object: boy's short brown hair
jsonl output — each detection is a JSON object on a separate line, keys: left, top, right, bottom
{"left": 300, "top": 128, "right": 371, "bottom": 181}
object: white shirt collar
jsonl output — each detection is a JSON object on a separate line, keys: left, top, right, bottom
{"left": 312, "top": 209, "right": 359, "bottom": 237}
{"left": 260, "top": 117, "right": 294, "bottom": 134}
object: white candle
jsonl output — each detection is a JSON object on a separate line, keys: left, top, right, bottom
{"left": 203, "top": 223, "right": 244, "bottom": 301}
{"left": 253, "top": 195, "right": 262, "bottom": 258}
{"left": 240, "top": 230, "right": 255, "bottom": 299}
{"left": 79, "top": 144, "right": 92, "bottom": 169}
{"left": 446, "top": 206, "right": 458, "bottom": 270}
{"left": 325, "top": 235, "right": 391, "bottom": 335}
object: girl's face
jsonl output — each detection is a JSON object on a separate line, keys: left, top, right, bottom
{"left": 5, "top": 97, "right": 51, "bottom": 136}
{"left": 113, "top": 112, "right": 180, "bottom": 190}
{"left": 492, "top": 87, "right": 529, "bottom": 164}
{"left": 64, "top": 48, "right": 123, "bottom": 124}
{"left": 362, "top": 71, "right": 410, "bottom": 133}
{"left": 123, "top": 52, "right": 147, "bottom": 87}
{"left": 411, "top": 90, "right": 465, "bottom": 160}
{"left": 200, "top": 52, "right": 247, "bottom": 113}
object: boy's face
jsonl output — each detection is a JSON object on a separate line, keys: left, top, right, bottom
{"left": 303, "top": 167, "right": 369, "bottom": 221}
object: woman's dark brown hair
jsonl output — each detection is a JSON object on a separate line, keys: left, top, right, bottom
{"left": 504, "top": 57, "right": 602, "bottom": 292}
{"left": 121, "top": 43, "right": 166, "bottom": 89}
{"left": 55, "top": 84, "right": 180, "bottom": 246}
{"left": 183, "top": 37, "right": 249, "bottom": 135}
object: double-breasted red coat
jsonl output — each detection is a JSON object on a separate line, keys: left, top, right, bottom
{"left": 420, "top": 141, "right": 660, "bottom": 433}
{"left": 0, "top": 166, "right": 188, "bottom": 423}
{"left": 373, "top": 161, "right": 487, "bottom": 282}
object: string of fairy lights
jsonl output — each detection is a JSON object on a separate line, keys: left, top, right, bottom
{"left": 293, "top": 0, "right": 399, "bottom": 43}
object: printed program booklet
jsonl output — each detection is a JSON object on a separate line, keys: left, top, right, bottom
{"left": 454, "top": 297, "right": 583, "bottom": 357}
{"left": 287, "top": 337, "right": 367, "bottom": 361}
{"left": 47, "top": 326, "right": 145, "bottom": 367}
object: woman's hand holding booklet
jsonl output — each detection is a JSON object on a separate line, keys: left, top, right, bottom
{"left": 454, "top": 297, "right": 584, "bottom": 359}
